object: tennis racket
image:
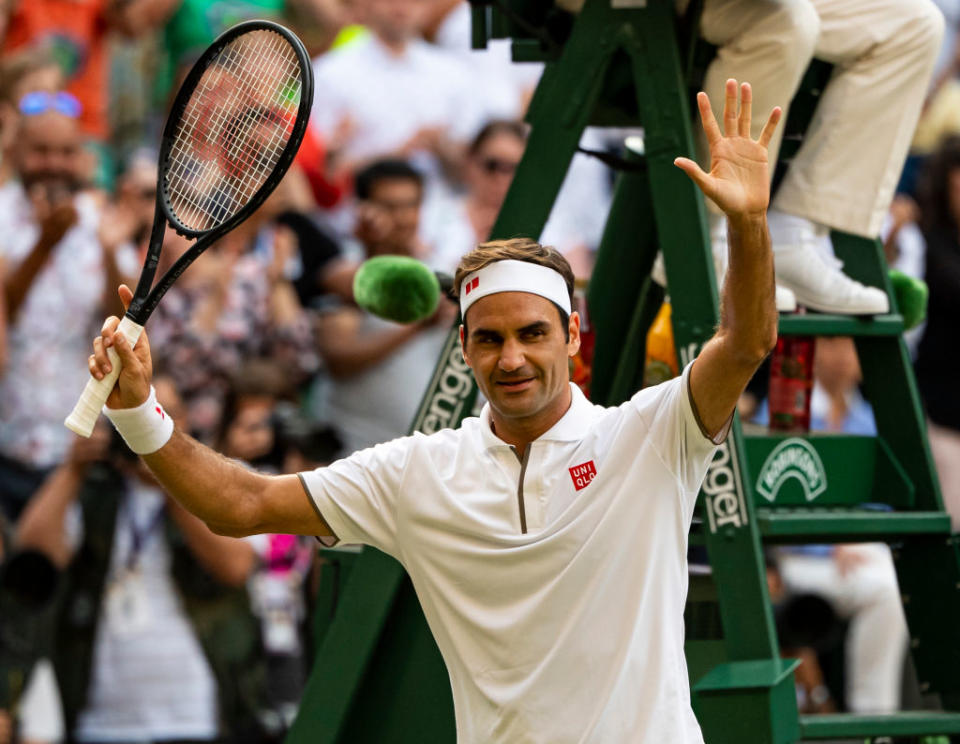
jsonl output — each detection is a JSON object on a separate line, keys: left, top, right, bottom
{"left": 64, "top": 19, "right": 313, "bottom": 437}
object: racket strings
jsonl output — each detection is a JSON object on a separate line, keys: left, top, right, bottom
{"left": 166, "top": 29, "right": 302, "bottom": 232}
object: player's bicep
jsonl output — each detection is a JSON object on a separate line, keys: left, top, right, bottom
{"left": 255, "top": 473, "right": 337, "bottom": 539}
{"left": 689, "top": 333, "right": 760, "bottom": 440}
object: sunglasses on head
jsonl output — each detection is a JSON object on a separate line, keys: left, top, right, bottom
{"left": 18, "top": 91, "right": 82, "bottom": 119}
{"left": 480, "top": 157, "right": 519, "bottom": 175}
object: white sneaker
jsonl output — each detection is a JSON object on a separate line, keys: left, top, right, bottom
{"left": 775, "top": 284, "right": 798, "bottom": 312}
{"left": 768, "top": 212, "right": 889, "bottom": 315}
{"left": 652, "top": 217, "right": 797, "bottom": 312}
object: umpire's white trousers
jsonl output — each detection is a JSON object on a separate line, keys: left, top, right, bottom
{"left": 777, "top": 544, "right": 908, "bottom": 713}
{"left": 700, "top": 0, "right": 943, "bottom": 237}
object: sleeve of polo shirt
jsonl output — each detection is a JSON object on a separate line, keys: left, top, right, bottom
{"left": 297, "top": 437, "right": 413, "bottom": 557}
{"left": 629, "top": 362, "right": 725, "bottom": 496}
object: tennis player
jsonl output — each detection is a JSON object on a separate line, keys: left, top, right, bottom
{"left": 89, "top": 80, "right": 780, "bottom": 743}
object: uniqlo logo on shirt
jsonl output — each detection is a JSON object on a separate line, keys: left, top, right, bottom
{"left": 569, "top": 461, "right": 597, "bottom": 491}
{"left": 465, "top": 277, "right": 479, "bottom": 294}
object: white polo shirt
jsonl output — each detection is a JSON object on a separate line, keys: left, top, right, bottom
{"left": 300, "top": 364, "right": 719, "bottom": 743}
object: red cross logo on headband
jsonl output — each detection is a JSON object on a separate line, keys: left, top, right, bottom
{"left": 465, "top": 277, "right": 479, "bottom": 295}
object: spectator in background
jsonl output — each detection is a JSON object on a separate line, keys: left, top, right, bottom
{"left": 1, "top": 0, "right": 173, "bottom": 186}
{"left": 0, "top": 98, "right": 136, "bottom": 520}
{"left": 161, "top": 0, "right": 284, "bottom": 90}
{"left": 0, "top": 501, "right": 64, "bottom": 744}
{"left": 809, "top": 336, "right": 875, "bottom": 435}
{"left": 422, "top": 0, "right": 539, "bottom": 121}
{"left": 424, "top": 120, "right": 527, "bottom": 273}
{"left": 881, "top": 194, "right": 928, "bottom": 356}
{"left": 422, "top": 1, "right": 613, "bottom": 277}
{"left": 215, "top": 360, "right": 291, "bottom": 473}
{"left": 215, "top": 360, "right": 322, "bottom": 738}
{"left": 697, "top": 0, "right": 943, "bottom": 315}
{"left": 915, "top": 134, "right": 960, "bottom": 530}
{"left": 773, "top": 540, "right": 908, "bottom": 714}
{"left": 752, "top": 336, "right": 908, "bottom": 713}
{"left": 901, "top": 0, "right": 960, "bottom": 196}
{"left": 286, "top": 0, "right": 360, "bottom": 58}
{"left": 0, "top": 259, "right": 6, "bottom": 376}
{"left": 309, "top": 0, "right": 481, "bottom": 204}
{"left": 16, "top": 378, "right": 266, "bottom": 743}
{"left": 316, "top": 160, "right": 458, "bottom": 453}
{"left": 0, "top": 46, "right": 64, "bottom": 186}
{"left": 0, "top": 515, "right": 13, "bottom": 744}
{"left": 423, "top": 118, "right": 605, "bottom": 277}
{"left": 147, "top": 171, "right": 320, "bottom": 442}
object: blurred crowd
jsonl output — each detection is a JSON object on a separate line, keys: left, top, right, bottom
{"left": 0, "top": 0, "right": 957, "bottom": 742}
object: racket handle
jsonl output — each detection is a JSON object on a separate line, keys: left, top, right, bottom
{"left": 64, "top": 317, "right": 144, "bottom": 438}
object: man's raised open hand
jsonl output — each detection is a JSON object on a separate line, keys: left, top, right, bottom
{"left": 674, "top": 79, "right": 782, "bottom": 220}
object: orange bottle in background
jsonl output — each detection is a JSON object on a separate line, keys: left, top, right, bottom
{"left": 644, "top": 299, "right": 679, "bottom": 387}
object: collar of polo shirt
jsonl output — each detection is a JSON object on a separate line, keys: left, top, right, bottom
{"left": 459, "top": 260, "right": 572, "bottom": 318}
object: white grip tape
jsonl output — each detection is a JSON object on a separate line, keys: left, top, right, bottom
{"left": 64, "top": 316, "right": 144, "bottom": 438}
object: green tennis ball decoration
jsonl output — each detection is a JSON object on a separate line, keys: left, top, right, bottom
{"left": 888, "top": 269, "right": 928, "bottom": 331}
{"left": 353, "top": 255, "right": 441, "bottom": 324}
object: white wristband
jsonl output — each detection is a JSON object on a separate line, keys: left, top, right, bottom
{"left": 103, "top": 386, "right": 174, "bottom": 455}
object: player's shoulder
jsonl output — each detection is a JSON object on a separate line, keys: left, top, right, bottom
{"left": 625, "top": 370, "right": 687, "bottom": 420}
{"left": 409, "top": 423, "right": 469, "bottom": 454}
{"left": 346, "top": 426, "right": 466, "bottom": 467}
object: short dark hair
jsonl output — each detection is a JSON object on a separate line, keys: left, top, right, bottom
{"left": 354, "top": 159, "right": 423, "bottom": 201}
{"left": 468, "top": 119, "right": 527, "bottom": 157}
{"left": 454, "top": 238, "right": 574, "bottom": 342}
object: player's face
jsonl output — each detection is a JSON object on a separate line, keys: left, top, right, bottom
{"left": 461, "top": 292, "right": 580, "bottom": 429}
{"left": 16, "top": 112, "right": 81, "bottom": 194}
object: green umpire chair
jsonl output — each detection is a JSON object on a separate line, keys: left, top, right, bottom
{"left": 287, "top": 2, "right": 960, "bottom": 742}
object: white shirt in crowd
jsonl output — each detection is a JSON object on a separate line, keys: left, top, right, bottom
{"left": 323, "top": 312, "right": 451, "bottom": 454}
{"left": 431, "top": 0, "right": 541, "bottom": 121}
{"left": 0, "top": 182, "right": 137, "bottom": 468}
{"left": 424, "top": 7, "right": 614, "bottom": 257}
{"left": 300, "top": 364, "right": 718, "bottom": 743}
{"left": 310, "top": 33, "right": 482, "bottom": 173}
{"left": 71, "top": 480, "right": 219, "bottom": 743}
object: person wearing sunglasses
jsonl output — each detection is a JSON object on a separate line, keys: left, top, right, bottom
{"left": 0, "top": 91, "right": 135, "bottom": 521}
{"left": 425, "top": 118, "right": 602, "bottom": 278}
{"left": 422, "top": 120, "right": 525, "bottom": 274}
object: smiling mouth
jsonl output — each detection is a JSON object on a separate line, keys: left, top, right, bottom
{"left": 496, "top": 378, "right": 534, "bottom": 389}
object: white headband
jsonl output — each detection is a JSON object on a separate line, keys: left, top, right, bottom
{"left": 459, "top": 260, "right": 572, "bottom": 317}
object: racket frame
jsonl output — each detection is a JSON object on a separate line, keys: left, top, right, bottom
{"left": 65, "top": 19, "right": 313, "bottom": 438}
{"left": 127, "top": 18, "right": 314, "bottom": 325}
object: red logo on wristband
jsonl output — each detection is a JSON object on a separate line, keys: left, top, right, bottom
{"left": 156, "top": 406, "right": 165, "bottom": 420}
